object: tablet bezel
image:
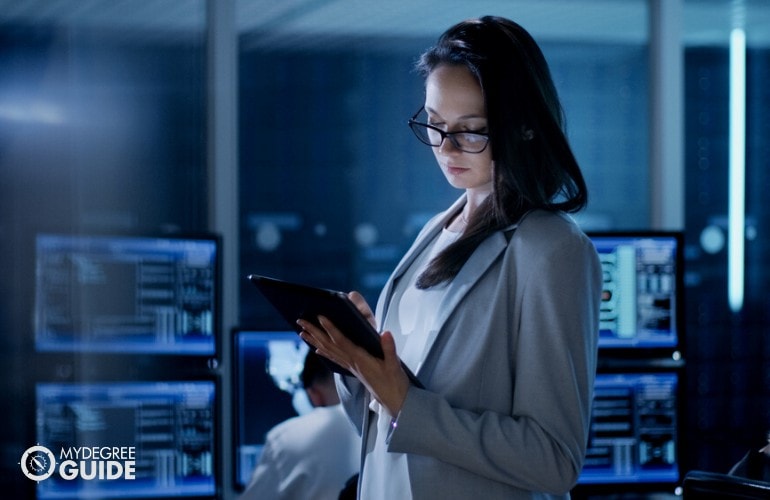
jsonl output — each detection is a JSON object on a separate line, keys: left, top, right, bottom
{"left": 247, "top": 274, "right": 422, "bottom": 388}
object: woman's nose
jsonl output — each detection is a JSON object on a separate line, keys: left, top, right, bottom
{"left": 437, "top": 136, "right": 461, "bottom": 154}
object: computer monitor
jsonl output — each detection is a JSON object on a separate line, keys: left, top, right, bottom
{"left": 34, "top": 233, "right": 220, "bottom": 355}
{"left": 34, "top": 380, "right": 217, "bottom": 499}
{"left": 232, "top": 329, "right": 311, "bottom": 490}
{"left": 577, "top": 371, "right": 680, "bottom": 488}
{"left": 588, "top": 232, "right": 683, "bottom": 351}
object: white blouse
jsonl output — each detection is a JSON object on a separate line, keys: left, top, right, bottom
{"left": 360, "top": 226, "right": 461, "bottom": 500}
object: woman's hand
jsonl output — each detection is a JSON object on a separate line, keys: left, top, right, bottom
{"left": 347, "top": 291, "right": 376, "bottom": 329}
{"left": 297, "top": 300, "right": 410, "bottom": 417}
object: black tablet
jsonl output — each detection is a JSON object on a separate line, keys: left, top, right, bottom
{"left": 247, "top": 274, "right": 423, "bottom": 388}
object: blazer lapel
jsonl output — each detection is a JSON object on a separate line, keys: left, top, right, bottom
{"left": 375, "top": 196, "right": 466, "bottom": 328}
{"left": 417, "top": 226, "right": 514, "bottom": 371}
{"left": 375, "top": 195, "right": 523, "bottom": 377}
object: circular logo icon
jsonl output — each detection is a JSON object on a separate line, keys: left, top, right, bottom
{"left": 20, "top": 445, "right": 56, "bottom": 481}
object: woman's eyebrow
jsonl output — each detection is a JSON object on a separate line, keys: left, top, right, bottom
{"left": 424, "top": 106, "right": 486, "bottom": 121}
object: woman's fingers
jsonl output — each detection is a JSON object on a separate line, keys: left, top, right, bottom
{"left": 297, "top": 319, "right": 331, "bottom": 356}
{"left": 297, "top": 316, "right": 359, "bottom": 372}
{"left": 348, "top": 291, "right": 377, "bottom": 329}
{"left": 300, "top": 316, "right": 410, "bottom": 415}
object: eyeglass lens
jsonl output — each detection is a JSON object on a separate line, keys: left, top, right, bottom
{"left": 408, "top": 109, "right": 488, "bottom": 153}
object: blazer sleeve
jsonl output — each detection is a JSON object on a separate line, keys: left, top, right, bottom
{"left": 335, "top": 373, "right": 367, "bottom": 436}
{"left": 385, "top": 226, "right": 602, "bottom": 494}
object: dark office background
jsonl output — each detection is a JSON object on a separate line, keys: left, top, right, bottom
{"left": 2, "top": 1, "right": 770, "bottom": 498}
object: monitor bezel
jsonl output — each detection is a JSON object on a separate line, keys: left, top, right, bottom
{"left": 573, "top": 363, "right": 686, "bottom": 496}
{"left": 33, "top": 231, "right": 222, "bottom": 359}
{"left": 587, "top": 230, "right": 685, "bottom": 360}
{"left": 33, "top": 376, "right": 221, "bottom": 500}
{"left": 230, "top": 328, "right": 310, "bottom": 492}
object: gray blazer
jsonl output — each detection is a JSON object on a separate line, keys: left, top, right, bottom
{"left": 337, "top": 196, "right": 603, "bottom": 499}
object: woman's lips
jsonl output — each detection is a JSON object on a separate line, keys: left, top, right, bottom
{"left": 445, "top": 165, "right": 468, "bottom": 175}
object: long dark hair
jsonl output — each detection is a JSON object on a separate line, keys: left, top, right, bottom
{"left": 415, "top": 16, "right": 588, "bottom": 289}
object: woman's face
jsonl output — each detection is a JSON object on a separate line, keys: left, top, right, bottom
{"left": 424, "top": 64, "right": 493, "bottom": 194}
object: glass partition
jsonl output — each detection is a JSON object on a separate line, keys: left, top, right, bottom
{"left": 682, "top": 0, "right": 770, "bottom": 475}
{"left": 0, "top": 1, "right": 208, "bottom": 496}
{"left": 236, "top": 0, "right": 651, "bottom": 325}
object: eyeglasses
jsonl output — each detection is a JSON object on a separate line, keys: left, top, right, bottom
{"left": 407, "top": 107, "right": 490, "bottom": 154}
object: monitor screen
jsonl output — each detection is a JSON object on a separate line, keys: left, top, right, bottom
{"left": 232, "top": 330, "right": 311, "bottom": 490}
{"left": 589, "top": 233, "right": 682, "bottom": 350}
{"left": 578, "top": 371, "right": 679, "bottom": 486}
{"left": 34, "top": 380, "right": 217, "bottom": 499}
{"left": 34, "top": 233, "right": 219, "bottom": 355}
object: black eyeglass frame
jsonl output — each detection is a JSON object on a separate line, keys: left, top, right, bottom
{"left": 407, "top": 107, "right": 491, "bottom": 154}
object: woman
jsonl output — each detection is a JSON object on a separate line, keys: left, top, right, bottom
{"left": 298, "top": 16, "right": 602, "bottom": 499}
